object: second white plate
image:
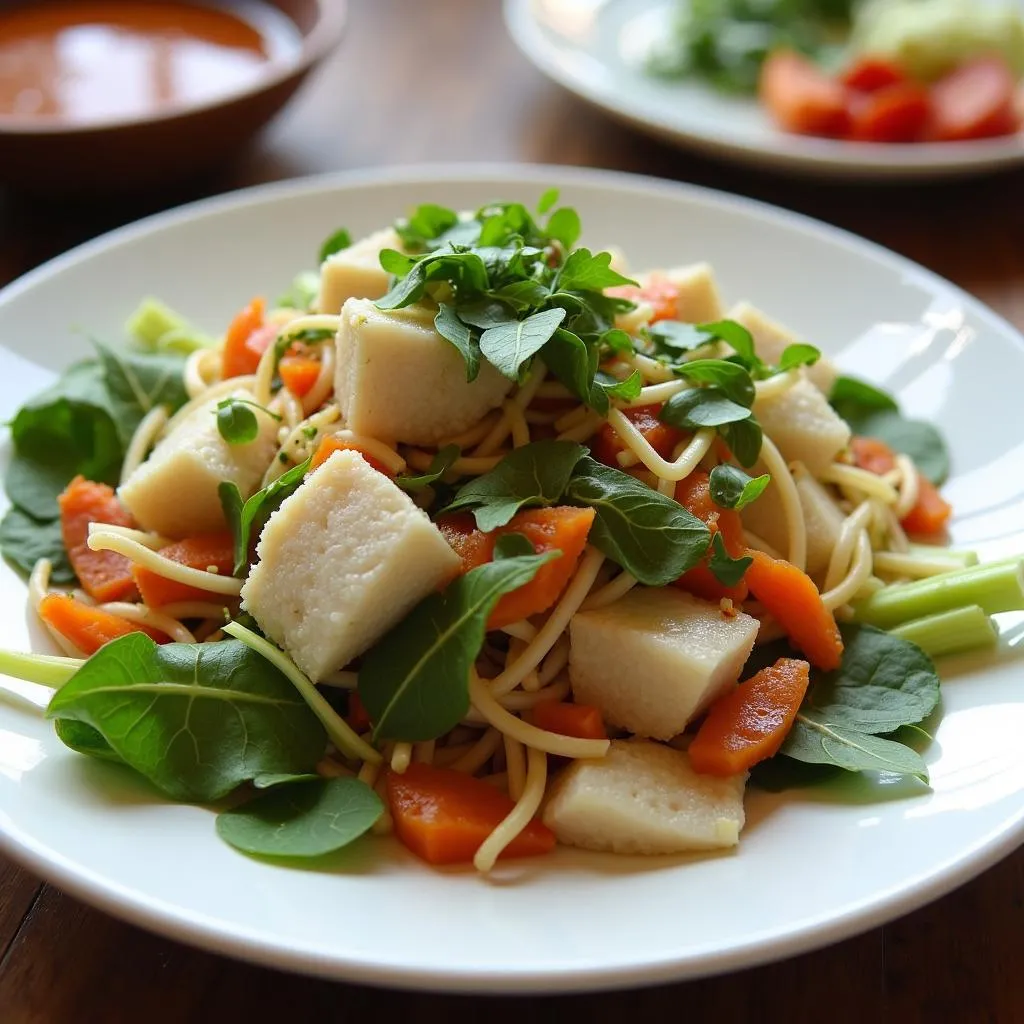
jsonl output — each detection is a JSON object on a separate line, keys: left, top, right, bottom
{"left": 504, "top": 0, "right": 1024, "bottom": 179}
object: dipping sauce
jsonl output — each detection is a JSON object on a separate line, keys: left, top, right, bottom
{"left": 0, "top": 1, "right": 302, "bottom": 125}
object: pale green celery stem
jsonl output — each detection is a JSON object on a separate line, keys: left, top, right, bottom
{"left": 126, "top": 298, "right": 212, "bottom": 354}
{"left": 223, "top": 622, "right": 380, "bottom": 764}
{"left": 853, "top": 558, "right": 1024, "bottom": 629}
{"left": 905, "top": 543, "right": 978, "bottom": 568}
{"left": 890, "top": 606, "right": 998, "bottom": 659}
{"left": 0, "top": 650, "right": 81, "bottom": 689}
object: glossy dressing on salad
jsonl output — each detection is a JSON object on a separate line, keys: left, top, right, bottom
{"left": 0, "top": 0, "right": 300, "bottom": 125}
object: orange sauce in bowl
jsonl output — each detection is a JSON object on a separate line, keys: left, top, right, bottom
{"left": 0, "top": 1, "right": 302, "bottom": 126}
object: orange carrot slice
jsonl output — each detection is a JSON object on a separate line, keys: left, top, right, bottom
{"left": 437, "top": 505, "right": 596, "bottom": 629}
{"left": 39, "top": 594, "right": 165, "bottom": 655}
{"left": 58, "top": 476, "right": 137, "bottom": 602}
{"left": 310, "top": 436, "right": 394, "bottom": 477}
{"left": 386, "top": 763, "right": 555, "bottom": 865}
{"left": 133, "top": 533, "right": 235, "bottom": 608}
{"left": 592, "top": 403, "right": 688, "bottom": 469}
{"left": 221, "top": 297, "right": 269, "bottom": 378}
{"left": 671, "top": 469, "right": 748, "bottom": 604}
{"left": 606, "top": 272, "right": 680, "bottom": 322}
{"left": 530, "top": 700, "right": 607, "bottom": 740}
{"left": 689, "top": 658, "right": 811, "bottom": 776}
{"left": 744, "top": 550, "right": 843, "bottom": 671}
{"left": 279, "top": 355, "right": 322, "bottom": 398}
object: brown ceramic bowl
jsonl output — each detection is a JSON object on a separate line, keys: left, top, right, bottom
{"left": 0, "top": 0, "right": 347, "bottom": 196}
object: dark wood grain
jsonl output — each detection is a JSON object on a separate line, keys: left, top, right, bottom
{"left": 1, "top": 0, "right": 1023, "bottom": 1019}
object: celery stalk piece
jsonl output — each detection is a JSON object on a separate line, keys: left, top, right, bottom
{"left": 906, "top": 543, "right": 978, "bottom": 568}
{"left": 126, "top": 298, "right": 213, "bottom": 354}
{"left": 890, "top": 606, "right": 998, "bottom": 659}
{"left": 853, "top": 558, "right": 1024, "bottom": 629}
{"left": 0, "top": 650, "right": 81, "bottom": 688}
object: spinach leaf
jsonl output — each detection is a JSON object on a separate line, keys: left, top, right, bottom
{"left": 457, "top": 298, "right": 517, "bottom": 330}
{"left": 563, "top": 457, "right": 710, "bottom": 586}
{"left": 479, "top": 307, "right": 566, "bottom": 380}
{"left": 707, "top": 533, "right": 752, "bottom": 587}
{"left": 216, "top": 777, "right": 383, "bottom": 858}
{"left": 699, "top": 319, "right": 762, "bottom": 371}
{"left": 720, "top": 417, "right": 764, "bottom": 468}
{"left": 252, "top": 772, "right": 319, "bottom": 789}
{"left": 557, "top": 248, "right": 635, "bottom": 292}
{"left": 709, "top": 464, "right": 770, "bottom": 510}
{"left": 318, "top": 227, "right": 352, "bottom": 264}
{"left": 54, "top": 719, "right": 123, "bottom": 764}
{"left": 828, "top": 375, "right": 899, "bottom": 421}
{"left": 359, "top": 550, "right": 556, "bottom": 742}
{"left": 777, "top": 625, "right": 939, "bottom": 782}
{"left": 395, "top": 444, "right": 460, "bottom": 492}
{"left": 0, "top": 508, "right": 73, "bottom": 582}
{"left": 778, "top": 343, "right": 821, "bottom": 371}
{"left": 396, "top": 204, "right": 460, "bottom": 251}
{"left": 673, "top": 359, "right": 755, "bottom": 406}
{"left": 219, "top": 458, "right": 311, "bottom": 576}
{"left": 594, "top": 369, "right": 643, "bottom": 403}
{"left": 443, "top": 440, "right": 588, "bottom": 531}
{"left": 847, "top": 410, "right": 949, "bottom": 485}
{"left": 782, "top": 718, "right": 929, "bottom": 781}
{"left": 645, "top": 321, "right": 717, "bottom": 359}
{"left": 540, "top": 329, "right": 597, "bottom": 408}
{"left": 434, "top": 303, "right": 480, "bottom": 381}
{"left": 800, "top": 624, "right": 939, "bottom": 735}
{"left": 93, "top": 342, "right": 188, "bottom": 445}
{"left": 7, "top": 392, "right": 122, "bottom": 520}
{"left": 47, "top": 635, "right": 327, "bottom": 801}
{"left": 659, "top": 387, "right": 752, "bottom": 429}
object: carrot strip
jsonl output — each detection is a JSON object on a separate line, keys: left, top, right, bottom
{"left": 310, "top": 436, "right": 393, "bottom": 477}
{"left": 689, "top": 658, "right": 811, "bottom": 776}
{"left": 132, "top": 533, "right": 235, "bottom": 608}
{"left": 386, "top": 762, "right": 555, "bottom": 865}
{"left": 850, "top": 436, "right": 951, "bottom": 537}
{"left": 744, "top": 550, "right": 843, "bottom": 671}
{"left": 39, "top": 594, "right": 165, "bottom": 656}
{"left": 592, "top": 403, "right": 687, "bottom": 468}
{"left": 347, "top": 691, "right": 372, "bottom": 733}
{"left": 530, "top": 701, "right": 607, "bottom": 740}
{"left": 671, "top": 469, "right": 748, "bottom": 603}
{"left": 606, "top": 272, "right": 680, "bottom": 322}
{"left": 58, "top": 476, "right": 137, "bottom": 602}
{"left": 437, "top": 505, "right": 596, "bottom": 629}
{"left": 221, "top": 297, "right": 269, "bottom": 379}
{"left": 279, "top": 355, "right": 322, "bottom": 398}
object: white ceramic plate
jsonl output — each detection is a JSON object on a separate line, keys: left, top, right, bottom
{"left": 1, "top": 165, "right": 1024, "bottom": 993}
{"left": 504, "top": 0, "right": 1024, "bottom": 179}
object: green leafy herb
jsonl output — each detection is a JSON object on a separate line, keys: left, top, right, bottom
{"left": 849, "top": 410, "right": 949, "bottom": 485}
{"left": 778, "top": 343, "right": 821, "bottom": 371}
{"left": 828, "top": 375, "right": 899, "bottom": 421}
{"left": 546, "top": 207, "right": 582, "bottom": 249}
{"left": 216, "top": 777, "right": 383, "bottom": 858}
{"left": 215, "top": 397, "right": 281, "bottom": 446}
{"left": 660, "top": 387, "right": 752, "bottom": 428}
{"left": 93, "top": 342, "right": 189, "bottom": 445}
{"left": 359, "top": 550, "right": 556, "bottom": 742}
{"left": 645, "top": 320, "right": 717, "bottom": 360}
{"left": 443, "top": 440, "right": 588, "bottom": 531}
{"left": 395, "top": 204, "right": 460, "bottom": 251}
{"left": 479, "top": 307, "right": 567, "bottom": 380}
{"left": 54, "top": 719, "right": 123, "bottom": 764}
{"left": 594, "top": 368, "right": 643, "bottom": 403}
{"left": 707, "top": 533, "right": 752, "bottom": 587}
{"left": 698, "top": 319, "right": 762, "bottom": 371}
{"left": 394, "top": 444, "right": 460, "bottom": 492}
{"left": 537, "top": 187, "right": 560, "bottom": 215}
{"left": 709, "top": 464, "right": 770, "bottom": 510}
{"left": 557, "top": 248, "right": 635, "bottom": 292}
{"left": 777, "top": 624, "right": 939, "bottom": 782}
{"left": 219, "top": 458, "right": 311, "bottom": 575}
{"left": 252, "top": 772, "right": 319, "bottom": 789}
{"left": 673, "top": 358, "right": 756, "bottom": 406}
{"left": 47, "top": 635, "right": 327, "bottom": 801}
{"left": 318, "top": 227, "right": 352, "bottom": 264}
{"left": 563, "top": 457, "right": 710, "bottom": 586}
{"left": 720, "top": 417, "right": 764, "bottom": 468}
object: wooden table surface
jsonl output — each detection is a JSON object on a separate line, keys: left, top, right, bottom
{"left": 2, "top": 2, "right": 1023, "bottom": 1020}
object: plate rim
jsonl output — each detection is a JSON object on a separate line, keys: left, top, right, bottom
{"left": 502, "top": 0, "right": 1024, "bottom": 180}
{"left": 1, "top": 162, "right": 1024, "bottom": 992}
